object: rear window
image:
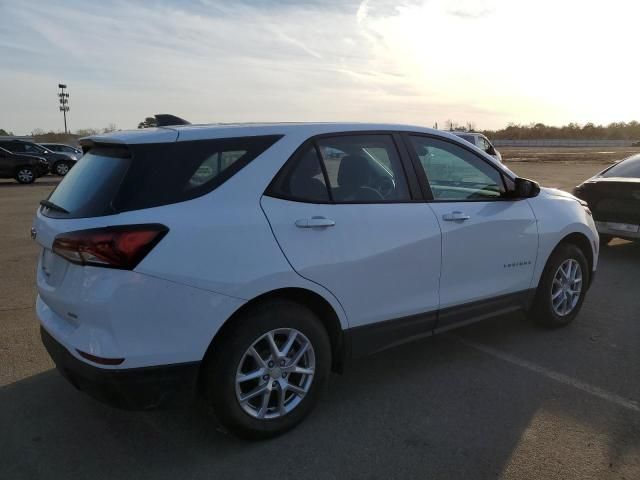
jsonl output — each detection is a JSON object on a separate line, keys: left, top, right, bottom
{"left": 601, "top": 154, "right": 640, "bottom": 178}
{"left": 454, "top": 134, "right": 476, "bottom": 145}
{"left": 44, "top": 135, "right": 282, "bottom": 218}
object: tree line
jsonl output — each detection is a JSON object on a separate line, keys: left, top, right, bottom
{"left": 481, "top": 121, "right": 640, "bottom": 141}
{"left": 4, "top": 120, "right": 640, "bottom": 141}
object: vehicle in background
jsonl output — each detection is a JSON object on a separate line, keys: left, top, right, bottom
{"left": 451, "top": 132, "right": 502, "bottom": 162}
{"left": 574, "top": 154, "right": 640, "bottom": 243}
{"left": 0, "top": 139, "right": 76, "bottom": 176}
{"left": 0, "top": 147, "right": 49, "bottom": 184}
{"left": 34, "top": 122, "right": 597, "bottom": 439}
{"left": 40, "top": 143, "right": 82, "bottom": 160}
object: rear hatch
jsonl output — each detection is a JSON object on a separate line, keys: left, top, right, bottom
{"left": 34, "top": 132, "right": 283, "bottom": 307}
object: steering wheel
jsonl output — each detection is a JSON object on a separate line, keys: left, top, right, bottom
{"left": 356, "top": 186, "right": 385, "bottom": 201}
{"left": 372, "top": 177, "right": 396, "bottom": 198}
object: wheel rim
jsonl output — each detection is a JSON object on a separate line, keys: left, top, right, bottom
{"left": 56, "top": 163, "right": 69, "bottom": 175}
{"left": 235, "top": 328, "right": 315, "bottom": 420}
{"left": 551, "top": 259, "right": 583, "bottom": 316}
{"left": 17, "top": 169, "right": 34, "bottom": 183}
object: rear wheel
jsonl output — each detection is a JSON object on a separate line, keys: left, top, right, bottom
{"left": 202, "top": 300, "right": 331, "bottom": 439}
{"left": 529, "top": 243, "right": 589, "bottom": 328}
{"left": 54, "top": 161, "right": 71, "bottom": 176}
{"left": 15, "top": 167, "right": 36, "bottom": 184}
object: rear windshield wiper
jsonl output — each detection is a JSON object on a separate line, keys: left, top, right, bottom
{"left": 40, "top": 199, "right": 69, "bottom": 214}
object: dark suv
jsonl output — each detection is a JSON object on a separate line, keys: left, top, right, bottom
{"left": 0, "top": 147, "right": 49, "bottom": 184}
{"left": 0, "top": 140, "right": 76, "bottom": 176}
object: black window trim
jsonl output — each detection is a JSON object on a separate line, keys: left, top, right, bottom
{"left": 399, "top": 132, "right": 518, "bottom": 203}
{"left": 265, "top": 130, "right": 422, "bottom": 205}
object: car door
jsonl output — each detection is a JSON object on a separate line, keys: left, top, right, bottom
{"left": 261, "top": 133, "right": 442, "bottom": 356}
{"left": 405, "top": 134, "right": 538, "bottom": 330}
{"left": 0, "top": 149, "right": 11, "bottom": 175}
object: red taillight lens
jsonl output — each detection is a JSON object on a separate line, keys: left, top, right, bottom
{"left": 52, "top": 224, "right": 168, "bottom": 270}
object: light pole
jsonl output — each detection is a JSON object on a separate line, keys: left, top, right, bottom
{"left": 58, "top": 84, "right": 70, "bottom": 133}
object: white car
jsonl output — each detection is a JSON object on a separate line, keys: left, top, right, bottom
{"left": 451, "top": 131, "right": 503, "bottom": 162}
{"left": 33, "top": 122, "right": 598, "bottom": 439}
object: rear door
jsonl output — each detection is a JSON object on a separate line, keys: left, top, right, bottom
{"left": 0, "top": 149, "right": 12, "bottom": 175}
{"left": 405, "top": 134, "right": 538, "bottom": 329}
{"left": 261, "top": 133, "right": 442, "bottom": 355}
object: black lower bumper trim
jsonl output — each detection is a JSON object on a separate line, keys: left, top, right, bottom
{"left": 40, "top": 327, "right": 200, "bottom": 410}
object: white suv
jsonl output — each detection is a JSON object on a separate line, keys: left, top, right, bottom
{"left": 33, "top": 123, "right": 598, "bottom": 439}
{"left": 451, "top": 131, "right": 503, "bottom": 162}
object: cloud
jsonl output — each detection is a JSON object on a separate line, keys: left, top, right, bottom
{"left": 1, "top": 0, "right": 638, "bottom": 134}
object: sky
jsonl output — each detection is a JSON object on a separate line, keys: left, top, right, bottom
{"left": 1, "top": 0, "right": 638, "bottom": 135}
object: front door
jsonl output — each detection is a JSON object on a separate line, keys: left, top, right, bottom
{"left": 261, "top": 133, "right": 442, "bottom": 355}
{"left": 405, "top": 134, "right": 538, "bottom": 328}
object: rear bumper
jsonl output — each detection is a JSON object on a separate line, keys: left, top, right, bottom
{"left": 595, "top": 221, "right": 640, "bottom": 240}
{"left": 41, "top": 326, "right": 200, "bottom": 410}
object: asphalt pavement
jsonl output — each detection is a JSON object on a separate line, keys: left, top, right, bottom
{"left": 1, "top": 177, "right": 638, "bottom": 480}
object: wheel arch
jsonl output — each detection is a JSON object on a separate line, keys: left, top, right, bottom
{"left": 202, "top": 287, "right": 347, "bottom": 381}
{"left": 544, "top": 232, "right": 595, "bottom": 288}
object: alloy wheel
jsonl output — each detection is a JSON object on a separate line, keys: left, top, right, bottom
{"left": 56, "top": 163, "right": 70, "bottom": 175}
{"left": 17, "top": 169, "right": 34, "bottom": 183}
{"left": 235, "top": 328, "right": 315, "bottom": 420}
{"left": 551, "top": 258, "right": 582, "bottom": 316}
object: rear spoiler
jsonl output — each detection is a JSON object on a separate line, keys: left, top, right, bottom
{"left": 154, "top": 114, "right": 190, "bottom": 127}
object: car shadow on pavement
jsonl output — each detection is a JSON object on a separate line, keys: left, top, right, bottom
{"left": 1, "top": 326, "right": 639, "bottom": 480}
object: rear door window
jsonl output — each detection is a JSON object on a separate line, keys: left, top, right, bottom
{"left": 316, "top": 135, "right": 410, "bottom": 202}
{"left": 43, "top": 135, "right": 282, "bottom": 218}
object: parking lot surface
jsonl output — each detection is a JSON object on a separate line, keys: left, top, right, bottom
{"left": 1, "top": 161, "right": 639, "bottom": 479}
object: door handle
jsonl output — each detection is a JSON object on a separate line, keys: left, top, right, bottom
{"left": 295, "top": 216, "right": 336, "bottom": 228}
{"left": 442, "top": 211, "right": 470, "bottom": 222}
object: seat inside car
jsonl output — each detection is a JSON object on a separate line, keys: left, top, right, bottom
{"left": 335, "top": 154, "right": 381, "bottom": 201}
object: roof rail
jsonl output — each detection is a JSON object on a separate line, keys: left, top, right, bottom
{"left": 154, "top": 114, "right": 191, "bottom": 127}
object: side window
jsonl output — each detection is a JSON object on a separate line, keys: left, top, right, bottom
{"left": 479, "top": 137, "right": 493, "bottom": 153}
{"left": 316, "top": 135, "right": 410, "bottom": 203}
{"left": 24, "top": 144, "right": 42, "bottom": 154}
{"left": 268, "top": 145, "right": 330, "bottom": 202}
{"left": 409, "top": 136, "right": 505, "bottom": 201}
{"left": 4, "top": 142, "right": 23, "bottom": 153}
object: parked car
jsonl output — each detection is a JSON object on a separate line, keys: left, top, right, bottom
{"left": 33, "top": 123, "right": 598, "bottom": 439}
{"left": 0, "top": 139, "right": 76, "bottom": 176}
{"left": 451, "top": 131, "right": 502, "bottom": 162}
{"left": 573, "top": 153, "right": 640, "bottom": 243}
{"left": 0, "top": 146, "right": 49, "bottom": 184}
{"left": 40, "top": 143, "right": 82, "bottom": 160}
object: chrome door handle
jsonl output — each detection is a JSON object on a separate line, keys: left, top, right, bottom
{"left": 442, "top": 211, "right": 470, "bottom": 222}
{"left": 295, "top": 216, "right": 336, "bottom": 228}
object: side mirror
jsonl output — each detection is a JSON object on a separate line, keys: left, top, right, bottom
{"left": 513, "top": 177, "right": 540, "bottom": 198}
{"left": 486, "top": 145, "right": 496, "bottom": 155}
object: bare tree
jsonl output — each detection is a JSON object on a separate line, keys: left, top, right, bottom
{"left": 138, "top": 117, "right": 157, "bottom": 129}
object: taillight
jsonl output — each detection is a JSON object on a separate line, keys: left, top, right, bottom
{"left": 52, "top": 224, "right": 168, "bottom": 270}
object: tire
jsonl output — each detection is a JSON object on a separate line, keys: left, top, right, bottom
{"left": 202, "top": 300, "right": 331, "bottom": 439}
{"left": 529, "top": 243, "right": 589, "bottom": 328}
{"left": 15, "top": 167, "right": 36, "bottom": 184}
{"left": 54, "top": 161, "right": 71, "bottom": 176}
{"left": 599, "top": 234, "right": 614, "bottom": 245}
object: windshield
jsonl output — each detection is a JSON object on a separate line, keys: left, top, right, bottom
{"left": 600, "top": 154, "right": 640, "bottom": 178}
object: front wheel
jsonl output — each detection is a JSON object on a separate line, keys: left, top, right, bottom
{"left": 529, "top": 243, "right": 589, "bottom": 328}
{"left": 15, "top": 167, "right": 36, "bottom": 184}
{"left": 54, "top": 161, "right": 71, "bottom": 176}
{"left": 202, "top": 300, "right": 331, "bottom": 439}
